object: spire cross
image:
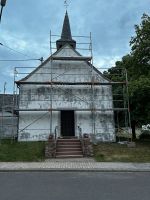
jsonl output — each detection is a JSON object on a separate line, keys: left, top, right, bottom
{"left": 64, "top": 0, "right": 69, "bottom": 10}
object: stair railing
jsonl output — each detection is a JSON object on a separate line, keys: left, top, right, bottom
{"left": 78, "top": 126, "right": 84, "bottom": 155}
{"left": 78, "top": 126, "right": 82, "bottom": 139}
{"left": 54, "top": 126, "right": 58, "bottom": 140}
{"left": 54, "top": 126, "right": 59, "bottom": 157}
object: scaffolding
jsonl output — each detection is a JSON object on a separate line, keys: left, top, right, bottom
{"left": 12, "top": 32, "right": 131, "bottom": 141}
{"left": 0, "top": 94, "right": 18, "bottom": 141}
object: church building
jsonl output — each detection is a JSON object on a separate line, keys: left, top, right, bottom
{"left": 16, "top": 11, "right": 115, "bottom": 142}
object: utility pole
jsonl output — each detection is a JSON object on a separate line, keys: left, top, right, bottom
{"left": 0, "top": 0, "right": 7, "bottom": 23}
{"left": 0, "top": 0, "right": 7, "bottom": 143}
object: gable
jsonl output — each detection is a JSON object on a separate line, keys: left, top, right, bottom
{"left": 17, "top": 44, "right": 109, "bottom": 84}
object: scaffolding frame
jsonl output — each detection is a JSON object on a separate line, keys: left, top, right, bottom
{"left": 0, "top": 96, "right": 18, "bottom": 141}
{"left": 12, "top": 32, "right": 131, "bottom": 141}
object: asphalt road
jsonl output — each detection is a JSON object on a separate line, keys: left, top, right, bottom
{"left": 0, "top": 172, "right": 150, "bottom": 200}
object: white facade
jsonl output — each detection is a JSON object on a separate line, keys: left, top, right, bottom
{"left": 18, "top": 45, "right": 115, "bottom": 142}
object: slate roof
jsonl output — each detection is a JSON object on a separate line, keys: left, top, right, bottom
{"left": 56, "top": 11, "right": 76, "bottom": 50}
{"left": 61, "top": 11, "right": 72, "bottom": 40}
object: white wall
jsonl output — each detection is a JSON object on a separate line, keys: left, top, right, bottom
{"left": 18, "top": 111, "right": 59, "bottom": 141}
{"left": 18, "top": 45, "right": 115, "bottom": 142}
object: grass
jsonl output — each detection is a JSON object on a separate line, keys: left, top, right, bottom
{"left": 93, "top": 141, "right": 150, "bottom": 162}
{"left": 0, "top": 139, "right": 150, "bottom": 163}
{"left": 0, "top": 140, "right": 45, "bottom": 162}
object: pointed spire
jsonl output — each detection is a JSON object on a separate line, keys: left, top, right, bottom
{"left": 56, "top": 11, "right": 76, "bottom": 50}
{"left": 61, "top": 11, "right": 72, "bottom": 40}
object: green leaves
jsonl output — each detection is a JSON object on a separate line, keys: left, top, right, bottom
{"left": 128, "top": 14, "right": 150, "bottom": 124}
{"left": 129, "top": 76, "right": 150, "bottom": 124}
{"left": 130, "top": 13, "right": 150, "bottom": 78}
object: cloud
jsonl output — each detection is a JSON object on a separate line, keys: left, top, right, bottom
{"left": 0, "top": 0, "right": 150, "bottom": 93}
{"left": 94, "top": 55, "right": 121, "bottom": 69}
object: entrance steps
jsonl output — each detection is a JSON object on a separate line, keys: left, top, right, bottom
{"left": 56, "top": 138, "right": 83, "bottom": 158}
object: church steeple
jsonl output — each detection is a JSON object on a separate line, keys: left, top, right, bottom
{"left": 61, "top": 11, "right": 72, "bottom": 40}
{"left": 56, "top": 11, "right": 76, "bottom": 50}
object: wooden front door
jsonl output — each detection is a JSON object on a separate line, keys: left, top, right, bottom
{"left": 61, "top": 110, "right": 75, "bottom": 137}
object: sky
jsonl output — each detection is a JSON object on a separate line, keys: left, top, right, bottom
{"left": 0, "top": 0, "right": 150, "bottom": 93}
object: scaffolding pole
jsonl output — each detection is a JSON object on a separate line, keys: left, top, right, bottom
{"left": 50, "top": 30, "right": 53, "bottom": 135}
{"left": 90, "top": 32, "right": 96, "bottom": 135}
{"left": 125, "top": 68, "right": 132, "bottom": 141}
{"left": 15, "top": 108, "right": 128, "bottom": 112}
{"left": 16, "top": 81, "right": 127, "bottom": 85}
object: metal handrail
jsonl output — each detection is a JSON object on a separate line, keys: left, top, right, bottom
{"left": 54, "top": 126, "right": 58, "bottom": 140}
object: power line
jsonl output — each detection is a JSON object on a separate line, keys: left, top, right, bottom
{"left": 0, "top": 42, "right": 33, "bottom": 58}
{"left": 0, "top": 58, "right": 43, "bottom": 62}
{"left": 0, "top": 42, "right": 44, "bottom": 62}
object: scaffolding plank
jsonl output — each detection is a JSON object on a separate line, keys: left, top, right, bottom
{"left": 15, "top": 108, "right": 128, "bottom": 111}
{"left": 16, "top": 81, "right": 126, "bottom": 85}
{"left": 51, "top": 56, "right": 92, "bottom": 61}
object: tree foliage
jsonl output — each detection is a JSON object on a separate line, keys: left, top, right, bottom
{"left": 128, "top": 13, "right": 150, "bottom": 125}
{"left": 129, "top": 76, "right": 150, "bottom": 124}
{"left": 130, "top": 14, "right": 150, "bottom": 78}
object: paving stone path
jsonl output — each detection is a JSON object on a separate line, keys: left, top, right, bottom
{"left": 0, "top": 158, "right": 150, "bottom": 172}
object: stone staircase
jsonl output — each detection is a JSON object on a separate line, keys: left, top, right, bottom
{"left": 56, "top": 138, "right": 83, "bottom": 158}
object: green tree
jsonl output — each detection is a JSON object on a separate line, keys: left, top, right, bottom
{"left": 129, "top": 76, "right": 150, "bottom": 124}
{"left": 128, "top": 13, "right": 150, "bottom": 129}
{"left": 130, "top": 13, "right": 150, "bottom": 78}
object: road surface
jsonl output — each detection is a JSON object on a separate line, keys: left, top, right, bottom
{"left": 0, "top": 172, "right": 150, "bottom": 200}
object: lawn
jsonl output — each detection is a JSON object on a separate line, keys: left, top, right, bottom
{"left": 93, "top": 141, "right": 150, "bottom": 162}
{"left": 0, "top": 139, "right": 150, "bottom": 162}
{"left": 0, "top": 140, "right": 45, "bottom": 162}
